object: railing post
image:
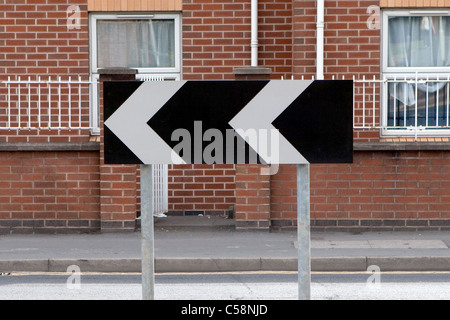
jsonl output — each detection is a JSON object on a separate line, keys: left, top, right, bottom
{"left": 27, "top": 77, "right": 31, "bottom": 129}
{"left": 7, "top": 76, "right": 11, "bottom": 129}
{"left": 48, "top": 76, "right": 52, "bottom": 129}
{"left": 18, "top": 76, "right": 21, "bottom": 129}
{"left": 362, "top": 75, "right": 366, "bottom": 128}
{"left": 447, "top": 76, "right": 449, "bottom": 127}
{"left": 37, "top": 76, "right": 41, "bottom": 129}
{"left": 352, "top": 75, "right": 355, "bottom": 129}
{"left": 78, "top": 76, "right": 82, "bottom": 128}
{"left": 58, "top": 76, "right": 62, "bottom": 130}
{"left": 68, "top": 76, "right": 72, "bottom": 130}
{"left": 373, "top": 75, "right": 376, "bottom": 127}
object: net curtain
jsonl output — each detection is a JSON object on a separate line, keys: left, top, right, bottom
{"left": 97, "top": 19, "right": 175, "bottom": 69}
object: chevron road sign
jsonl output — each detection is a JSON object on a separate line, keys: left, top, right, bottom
{"left": 104, "top": 80, "right": 353, "bottom": 165}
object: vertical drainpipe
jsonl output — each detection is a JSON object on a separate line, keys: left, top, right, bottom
{"left": 316, "top": 0, "right": 325, "bottom": 80}
{"left": 251, "top": 0, "right": 258, "bottom": 67}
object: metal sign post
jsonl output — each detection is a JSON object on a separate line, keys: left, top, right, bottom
{"left": 140, "top": 164, "right": 155, "bottom": 300}
{"left": 297, "top": 163, "right": 311, "bottom": 300}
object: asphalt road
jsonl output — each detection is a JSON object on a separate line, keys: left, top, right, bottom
{"left": 0, "top": 271, "right": 449, "bottom": 300}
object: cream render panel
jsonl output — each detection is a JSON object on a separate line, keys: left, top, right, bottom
{"left": 87, "top": 0, "right": 182, "bottom": 11}
{"left": 380, "top": 0, "right": 450, "bottom": 7}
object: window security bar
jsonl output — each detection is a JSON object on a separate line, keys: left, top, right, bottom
{"left": 1, "top": 76, "right": 99, "bottom": 132}
{"left": 382, "top": 74, "right": 450, "bottom": 133}
{"left": 141, "top": 75, "right": 169, "bottom": 217}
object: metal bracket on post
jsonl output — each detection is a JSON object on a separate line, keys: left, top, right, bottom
{"left": 140, "top": 164, "right": 155, "bottom": 300}
{"left": 297, "top": 163, "right": 311, "bottom": 300}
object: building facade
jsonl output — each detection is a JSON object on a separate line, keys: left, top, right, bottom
{"left": 0, "top": 0, "right": 449, "bottom": 233}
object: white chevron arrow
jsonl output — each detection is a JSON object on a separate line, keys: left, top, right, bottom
{"left": 104, "top": 81, "right": 187, "bottom": 164}
{"left": 229, "top": 80, "right": 312, "bottom": 164}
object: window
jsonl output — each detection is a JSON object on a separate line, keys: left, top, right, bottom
{"left": 97, "top": 19, "right": 176, "bottom": 69}
{"left": 90, "top": 13, "right": 181, "bottom": 79}
{"left": 88, "top": 13, "right": 181, "bottom": 135}
{"left": 382, "top": 10, "right": 450, "bottom": 136}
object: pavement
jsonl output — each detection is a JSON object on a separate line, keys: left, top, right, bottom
{"left": 1, "top": 216, "right": 450, "bottom": 273}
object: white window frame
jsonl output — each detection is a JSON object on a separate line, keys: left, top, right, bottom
{"left": 381, "top": 9, "right": 450, "bottom": 137}
{"left": 89, "top": 13, "right": 182, "bottom": 76}
{"left": 88, "top": 13, "right": 182, "bottom": 135}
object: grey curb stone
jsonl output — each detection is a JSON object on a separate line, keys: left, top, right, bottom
{"left": 367, "top": 257, "right": 450, "bottom": 272}
{"left": 48, "top": 259, "right": 141, "bottom": 273}
{"left": 312, "top": 257, "right": 367, "bottom": 272}
{"left": 2, "top": 257, "right": 450, "bottom": 273}
{"left": 0, "top": 260, "right": 49, "bottom": 273}
{"left": 260, "top": 258, "right": 297, "bottom": 271}
{"left": 156, "top": 258, "right": 262, "bottom": 273}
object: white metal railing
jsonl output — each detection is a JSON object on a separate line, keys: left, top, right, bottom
{"left": 353, "top": 75, "right": 383, "bottom": 130}
{"left": 354, "top": 74, "right": 450, "bottom": 139}
{"left": 4, "top": 74, "right": 450, "bottom": 139}
{"left": 1, "top": 76, "right": 99, "bottom": 132}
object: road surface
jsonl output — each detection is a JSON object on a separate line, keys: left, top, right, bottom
{"left": 0, "top": 271, "right": 449, "bottom": 300}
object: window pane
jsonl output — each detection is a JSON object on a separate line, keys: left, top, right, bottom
{"left": 388, "top": 16, "right": 450, "bottom": 68}
{"left": 97, "top": 19, "right": 175, "bottom": 69}
{"left": 387, "top": 81, "right": 449, "bottom": 128}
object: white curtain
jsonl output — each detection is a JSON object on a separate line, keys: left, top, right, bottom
{"left": 97, "top": 20, "right": 175, "bottom": 69}
{"left": 388, "top": 16, "right": 450, "bottom": 68}
{"left": 387, "top": 16, "right": 450, "bottom": 126}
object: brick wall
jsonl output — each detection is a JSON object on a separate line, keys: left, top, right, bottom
{"left": 168, "top": 164, "right": 236, "bottom": 215}
{"left": 324, "top": 0, "right": 380, "bottom": 78}
{"left": 0, "top": 1, "right": 89, "bottom": 77}
{"left": 235, "top": 164, "right": 271, "bottom": 229}
{"left": 0, "top": 150, "right": 100, "bottom": 234}
{"left": 0, "top": 1, "right": 98, "bottom": 234}
{"left": 271, "top": 151, "right": 450, "bottom": 231}
{"left": 182, "top": 0, "right": 294, "bottom": 80}
{"left": 293, "top": 0, "right": 380, "bottom": 79}
{"left": 170, "top": 0, "right": 295, "bottom": 218}
{"left": 1, "top": 0, "right": 449, "bottom": 233}
{"left": 0, "top": 0, "right": 91, "bottom": 143}
{"left": 292, "top": 0, "right": 382, "bottom": 141}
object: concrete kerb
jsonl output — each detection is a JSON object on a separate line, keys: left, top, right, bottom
{"left": 2, "top": 256, "right": 450, "bottom": 273}
{"left": 0, "top": 259, "right": 142, "bottom": 273}
{"left": 49, "top": 259, "right": 142, "bottom": 273}
{"left": 312, "top": 257, "right": 367, "bottom": 272}
{"left": 367, "top": 256, "right": 450, "bottom": 272}
{"left": 156, "top": 258, "right": 262, "bottom": 273}
{"left": 0, "top": 259, "right": 49, "bottom": 273}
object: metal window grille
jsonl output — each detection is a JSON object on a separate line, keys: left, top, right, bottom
{"left": 1, "top": 76, "right": 99, "bottom": 132}
{"left": 141, "top": 75, "right": 169, "bottom": 217}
